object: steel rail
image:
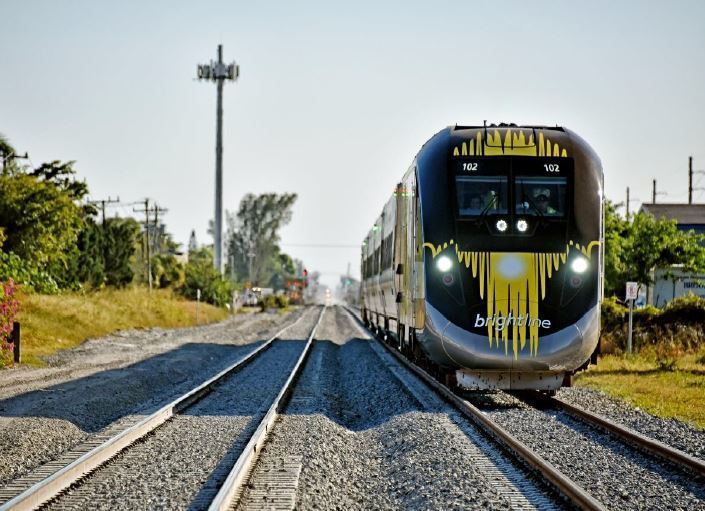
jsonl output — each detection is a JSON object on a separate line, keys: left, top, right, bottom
{"left": 343, "top": 307, "right": 606, "bottom": 511}
{"left": 0, "top": 309, "right": 311, "bottom": 511}
{"left": 536, "top": 393, "right": 705, "bottom": 477}
{"left": 208, "top": 305, "right": 326, "bottom": 511}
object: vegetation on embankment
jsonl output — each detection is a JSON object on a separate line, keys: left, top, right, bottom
{"left": 574, "top": 294, "right": 705, "bottom": 429}
{"left": 574, "top": 350, "right": 705, "bottom": 429}
{"left": 13, "top": 287, "right": 228, "bottom": 365}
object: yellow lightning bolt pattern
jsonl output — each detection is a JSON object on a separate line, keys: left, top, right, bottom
{"left": 452, "top": 128, "right": 569, "bottom": 158}
{"left": 423, "top": 240, "right": 599, "bottom": 359}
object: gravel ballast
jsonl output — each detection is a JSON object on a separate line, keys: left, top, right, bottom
{"left": 472, "top": 392, "right": 705, "bottom": 510}
{"left": 238, "top": 306, "right": 560, "bottom": 510}
{"left": 0, "top": 308, "right": 302, "bottom": 488}
{"left": 557, "top": 386, "right": 705, "bottom": 461}
{"left": 42, "top": 307, "right": 323, "bottom": 510}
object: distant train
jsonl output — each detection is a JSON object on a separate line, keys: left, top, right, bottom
{"left": 360, "top": 124, "right": 603, "bottom": 391}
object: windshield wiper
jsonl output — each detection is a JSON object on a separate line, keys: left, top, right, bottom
{"left": 519, "top": 190, "right": 545, "bottom": 219}
{"left": 475, "top": 193, "right": 499, "bottom": 223}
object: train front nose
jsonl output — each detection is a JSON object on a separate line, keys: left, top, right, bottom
{"left": 420, "top": 300, "right": 600, "bottom": 390}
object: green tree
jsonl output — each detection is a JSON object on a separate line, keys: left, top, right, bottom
{"left": 603, "top": 203, "right": 705, "bottom": 296}
{"left": 225, "top": 193, "right": 297, "bottom": 285}
{"left": 103, "top": 218, "right": 140, "bottom": 287}
{"left": 73, "top": 218, "right": 105, "bottom": 287}
{"left": 624, "top": 212, "right": 705, "bottom": 285}
{"left": 181, "top": 247, "right": 232, "bottom": 306}
{"left": 603, "top": 200, "right": 630, "bottom": 296}
{"left": 266, "top": 249, "right": 297, "bottom": 290}
{"left": 0, "top": 171, "right": 85, "bottom": 275}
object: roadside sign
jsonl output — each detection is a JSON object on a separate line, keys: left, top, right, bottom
{"left": 625, "top": 282, "right": 638, "bottom": 354}
{"left": 625, "top": 281, "right": 638, "bottom": 301}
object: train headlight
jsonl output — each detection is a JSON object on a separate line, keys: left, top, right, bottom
{"left": 516, "top": 219, "right": 528, "bottom": 232}
{"left": 571, "top": 256, "right": 589, "bottom": 273}
{"left": 495, "top": 219, "right": 508, "bottom": 232}
{"left": 436, "top": 255, "right": 453, "bottom": 273}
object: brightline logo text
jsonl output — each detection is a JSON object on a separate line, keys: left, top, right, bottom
{"left": 474, "top": 313, "right": 551, "bottom": 331}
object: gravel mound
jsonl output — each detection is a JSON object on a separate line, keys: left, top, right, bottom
{"left": 0, "top": 308, "right": 302, "bottom": 487}
{"left": 45, "top": 341, "right": 308, "bottom": 510}
{"left": 42, "top": 306, "right": 322, "bottom": 510}
{"left": 239, "top": 307, "right": 560, "bottom": 510}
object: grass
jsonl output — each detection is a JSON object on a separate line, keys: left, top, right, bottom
{"left": 574, "top": 348, "right": 705, "bottom": 429}
{"left": 12, "top": 287, "right": 228, "bottom": 365}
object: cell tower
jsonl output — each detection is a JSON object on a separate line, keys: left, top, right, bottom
{"left": 196, "top": 45, "right": 239, "bottom": 273}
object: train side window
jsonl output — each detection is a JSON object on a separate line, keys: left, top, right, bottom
{"left": 456, "top": 175, "right": 508, "bottom": 217}
{"left": 515, "top": 176, "right": 567, "bottom": 217}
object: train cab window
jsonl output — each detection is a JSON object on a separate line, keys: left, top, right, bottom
{"left": 456, "top": 176, "right": 508, "bottom": 217}
{"left": 515, "top": 176, "right": 567, "bottom": 217}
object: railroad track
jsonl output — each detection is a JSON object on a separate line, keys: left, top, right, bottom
{"left": 524, "top": 391, "right": 705, "bottom": 478}
{"left": 238, "top": 304, "right": 562, "bottom": 510}
{"left": 0, "top": 306, "right": 326, "bottom": 511}
{"left": 344, "top": 306, "right": 705, "bottom": 511}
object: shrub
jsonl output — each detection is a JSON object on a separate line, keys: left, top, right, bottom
{"left": 599, "top": 293, "right": 705, "bottom": 355}
{"left": 260, "top": 295, "right": 278, "bottom": 311}
{"left": 152, "top": 255, "right": 185, "bottom": 289}
{"left": 179, "top": 248, "right": 232, "bottom": 307}
{"left": 601, "top": 296, "right": 627, "bottom": 328}
{"left": 0, "top": 279, "right": 19, "bottom": 366}
{"left": 259, "top": 294, "right": 289, "bottom": 311}
{"left": 632, "top": 304, "right": 661, "bottom": 324}
{"left": 660, "top": 293, "right": 705, "bottom": 324}
{"left": 0, "top": 251, "right": 59, "bottom": 294}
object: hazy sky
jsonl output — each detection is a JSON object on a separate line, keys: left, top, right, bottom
{"left": 2, "top": 1, "right": 704, "bottom": 287}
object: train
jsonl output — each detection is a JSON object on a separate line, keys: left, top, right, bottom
{"left": 360, "top": 124, "right": 603, "bottom": 391}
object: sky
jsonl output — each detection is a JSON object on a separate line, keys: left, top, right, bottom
{"left": 2, "top": 0, "right": 704, "bottom": 288}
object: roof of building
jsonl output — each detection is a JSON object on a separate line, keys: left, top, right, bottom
{"left": 639, "top": 203, "right": 705, "bottom": 225}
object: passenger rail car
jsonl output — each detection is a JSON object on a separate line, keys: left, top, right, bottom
{"left": 361, "top": 124, "right": 603, "bottom": 391}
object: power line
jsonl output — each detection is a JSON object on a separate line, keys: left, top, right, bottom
{"left": 89, "top": 196, "right": 120, "bottom": 224}
{"left": 281, "top": 243, "right": 360, "bottom": 248}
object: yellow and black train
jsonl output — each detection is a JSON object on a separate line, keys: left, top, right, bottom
{"left": 361, "top": 124, "right": 603, "bottom": 391}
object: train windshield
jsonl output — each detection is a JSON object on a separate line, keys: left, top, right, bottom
{"left": 456, "top": 175, "right": 508, "bottom": 217}
{"left": 515, "top": 176, "right": 567, "bottom": 217}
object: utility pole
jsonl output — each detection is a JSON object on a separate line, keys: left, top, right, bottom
{"left": 197, "top": 45, "right": 239, "bottom": 274}
{"left": 626, "top": 186, "right": 630, "bottom": 220}
{"left": 689, "top": 156, "right": 693, "bottom": 204}
{"left": 90, "top": 196, "right": 120, "bottom": 224}
{"left": 651, "top": 180, "right": 667, "bottom": 204}
{"left": 0, "top": 150, "right": 29, "bottom": 174}
{"left": 134, "top": 199, "right": 153, "bottom": 291}
{"left": 152, "top": 203, "right": 169, "bottom": 256}
{"left": 248, "top": 248, "right": 255, "bottom": 285}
